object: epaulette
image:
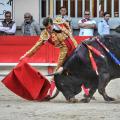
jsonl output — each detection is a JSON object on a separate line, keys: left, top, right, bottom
{"left": 40, "top": 29, "right": 50, "bottom": 40}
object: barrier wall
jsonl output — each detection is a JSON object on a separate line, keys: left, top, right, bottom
{"left": 0, "top": 36, "right": 90, "bottom": 63}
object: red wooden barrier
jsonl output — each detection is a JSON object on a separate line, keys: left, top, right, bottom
{"left": 0, "top": 36, "right": 90, "bottom": 63}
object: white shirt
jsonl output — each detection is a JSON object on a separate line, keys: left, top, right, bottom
{"left": 98, "top": 20, "right": 110, "bottom": 36}
{"left": 78, "top": 19, "right": 96, "bottom": 36}
{"left": 0, "top": 21, "right": 16, "bottom": 34}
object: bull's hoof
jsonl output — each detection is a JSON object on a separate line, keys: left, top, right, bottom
{"left": 80, "top": 98, "right": 90, "bottom": 103}
{"left": 91, "top": 96, "right": 96, "bottom": 100}
{"left": 67, "top": 97, "right": 79, "bottom": 103}
{"left": 83, "top": 94, "right": 96, "bottom": 100}
{"left": 104, "top": 96, "right": 115, "bottom": 102}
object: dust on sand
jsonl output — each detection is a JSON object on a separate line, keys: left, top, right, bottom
{"left": 0, "top": 77, "right": 120, "bottom": 120}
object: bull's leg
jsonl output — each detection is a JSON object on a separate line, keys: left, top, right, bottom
{"left": 80, "top": 86, "right": 97, "bottom": 103}
{"left": 66, "top": 87, "right": 82, "bottom": 103}
{"left": 98, "top": 72, "right": 115, "bottom": 101}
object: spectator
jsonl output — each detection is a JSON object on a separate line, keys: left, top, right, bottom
{"left": 78, "top": 11, "right": 96, "bottom": 36}
{"left": 56, "top": 7, "right": 72, "bottom": 26}
{"left": 0, "top": 11, "right": 16, "bottom": 35}
{"left": 98, "top": 12, "right": 110, "bottom": 36}
{"left": 21, "top": 13, "right": 41, "bottom": 36}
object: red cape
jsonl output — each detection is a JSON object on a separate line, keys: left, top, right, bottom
{"left": 1, "top": 60, "right": 51, "bottom": 101}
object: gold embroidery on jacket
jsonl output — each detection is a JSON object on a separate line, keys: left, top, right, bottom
{"left": 40, "top": 29, "right": 50, "bottom": 40}
{"left": 50, "top": 32, "right": 68, "bottom": 47}
{"left": 25, "top": 30, "right": 49, "bottom": 57}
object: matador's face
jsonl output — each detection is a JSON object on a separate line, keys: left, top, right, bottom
{"left": 46, "top": 24, "right": 53, "bottom": 33}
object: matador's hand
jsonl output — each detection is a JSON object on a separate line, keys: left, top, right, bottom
{"left": 56, "top": 67, "right": 63, "bottom": 74}
{"left": 19, "top": 54, "right": 27, "bottom": 61}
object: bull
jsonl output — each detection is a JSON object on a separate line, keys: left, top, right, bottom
{"left": 54, "top": 35, "right": 120, "bottom": 103}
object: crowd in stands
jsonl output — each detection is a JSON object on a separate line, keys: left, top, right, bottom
{"left": 0, "top": 7, "right": 120, "bottom": 36}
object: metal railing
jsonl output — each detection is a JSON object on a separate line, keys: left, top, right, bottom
{"left": 39, "top": 0, "right": 120, "bottom": 29}
{"left": 40, "top": 0, "right": 120, "bottom": 18}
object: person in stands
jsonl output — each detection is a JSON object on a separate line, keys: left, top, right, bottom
{"left": 21, "top": 12, "right": 41, "bottom": 36}
{"left": 78, "top": 10, "right": 96, "bottom": 36}
{"left": 56, "top": 6, "right": 72, "bottom": 32}
{"left": 98, "top": 12, "right": 110, "bottom": 36}
{"left": 0, "top": 11, "right": 16, "bottom": 35}
{"left": 56, "top": 7, "right": 71, "bottom": 24}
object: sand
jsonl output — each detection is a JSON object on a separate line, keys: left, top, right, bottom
{"left": 0, "top": 76, "right": 120, "bottom": 120}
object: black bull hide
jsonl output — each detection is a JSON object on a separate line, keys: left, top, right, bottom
{"left": 54, "top": 35, "right": 120, "bottom": 102}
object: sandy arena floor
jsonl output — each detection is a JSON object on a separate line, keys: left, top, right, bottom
{"left": 0, "top": 76, "right": 120, "bottom": 120}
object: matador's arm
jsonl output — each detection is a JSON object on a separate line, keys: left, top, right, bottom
{"left": 23, "top": 30, "right": 49, "bottom": 57}
{"left": 24, "top": 38, "right": 44, "bottom": 57}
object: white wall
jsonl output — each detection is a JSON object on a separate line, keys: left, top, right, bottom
{"left": 14, "top": 0, "right": 39, "bottom": 26}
